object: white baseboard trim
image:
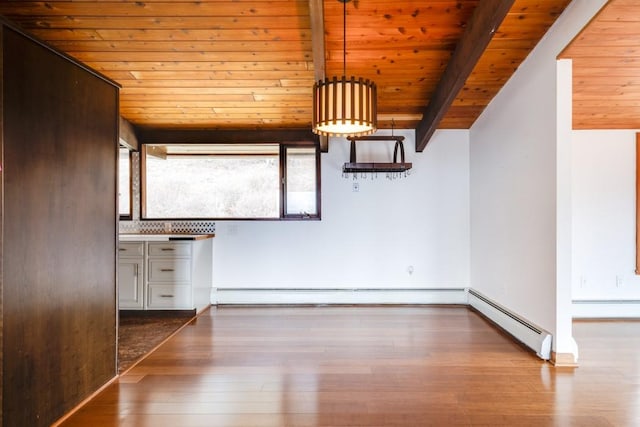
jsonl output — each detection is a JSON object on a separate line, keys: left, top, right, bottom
{"left": 573, "top": 300, "right": 640, "bottom": 318}
{"left": 468, "top": 289, "right": 552, "bottom": 360}
{"left": 213, "top": 288, "right": 468, "bottom": 305}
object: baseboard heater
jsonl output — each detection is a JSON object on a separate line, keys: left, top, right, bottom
{"left": 467, "top": 289, "right": 552, "bottom": 360}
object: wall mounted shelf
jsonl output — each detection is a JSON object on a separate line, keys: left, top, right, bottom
{"left": 343, "top": 135, "right": 413, "bottom": 173}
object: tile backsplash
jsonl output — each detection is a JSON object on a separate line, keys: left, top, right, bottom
{"left": 119, "top": 220, "right": 216, "bottom": 234}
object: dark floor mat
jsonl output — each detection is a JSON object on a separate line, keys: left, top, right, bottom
{"left": 118, "top": 312, "right": 194, "bottom": 373}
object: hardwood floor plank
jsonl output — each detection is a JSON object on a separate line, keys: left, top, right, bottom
{"left": 58, "top": 307, "right": 640, "bottom": 426}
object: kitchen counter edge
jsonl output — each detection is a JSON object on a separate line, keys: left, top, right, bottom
{"left": 119, "top": 233, "right": 215, "bottom": 242}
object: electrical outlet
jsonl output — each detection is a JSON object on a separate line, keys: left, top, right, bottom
{"left": 580, "top": 276, "right": 586, "bottom": 288}
{"left": 352, "top": 182, "right": 360, "bottom": 192}
{"left": 616, "top": 275, "right": 623, "bottom": 287}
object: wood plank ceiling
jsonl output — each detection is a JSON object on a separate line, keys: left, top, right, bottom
{"left": 0, "top": 0, "right": 571, "bottom": 139}
{"left": 561, "top": 0, "right": 640, "bottom": 130}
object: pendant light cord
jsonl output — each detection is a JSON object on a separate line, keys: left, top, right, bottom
{"left": 343, "top": 0, "right": 346, "bottom": 77}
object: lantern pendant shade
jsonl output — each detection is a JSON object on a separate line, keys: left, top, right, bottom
{"left": 312, "top": 75, "right": 377, "bottom": 137}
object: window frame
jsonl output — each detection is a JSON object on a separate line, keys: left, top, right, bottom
{"left": 280, "top": 143, "right": 321, "bottom": 220}
{"left": 118, "top": 146, "right": 133, "bottom": 220}
{"left": 140, "top": 141, "right": 321, "bottom": 221}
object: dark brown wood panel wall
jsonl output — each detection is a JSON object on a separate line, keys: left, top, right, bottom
{"left": 0, "top": 24, "right": 3, "bottom": 427}
{"left": 1, "top": 26, "right": 118, "bottom": 427}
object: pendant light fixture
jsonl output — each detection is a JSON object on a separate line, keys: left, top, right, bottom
{"left": 312, "top": 0, "right": 377, "bottom": 137}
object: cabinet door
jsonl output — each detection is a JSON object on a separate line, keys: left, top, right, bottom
{"left": 118, "top": 258, "right": 144, "bottom": 309}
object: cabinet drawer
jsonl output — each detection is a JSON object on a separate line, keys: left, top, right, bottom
{"left": 148, "top": 259, "right": 191, "bottom": 282}
{"left": 148, "top": 242, "right": 191, "bottom": 257}
{"left": 118, "top": 242, "right": 144, "bottom": 257}
{"left": 148, "top": 285, "right": 191, "bottom": 309}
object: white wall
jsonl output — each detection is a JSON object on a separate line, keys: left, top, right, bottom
{"left": 212, "top": 129, "right": 470, "bottom": 291}
{"left": 572, "top": 130, "right": 640, "bottom": 300}
{"left": 469, "top": 0, "right": 606, "bottom": 355}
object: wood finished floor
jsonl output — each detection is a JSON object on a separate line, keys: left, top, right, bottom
{"left": 60, "top": 306, "right": 640, "bottom": 426}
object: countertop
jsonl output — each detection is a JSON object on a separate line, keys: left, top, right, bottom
{"left": 119, "top": 233, "right": 215, "bottom": 242}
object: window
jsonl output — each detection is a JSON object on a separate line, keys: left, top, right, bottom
{"left": 118, "top": 147, "right": 132, "bottom": 219}
{"left": 284, "top": 146, "right": 318, "bottom": 217}
{"left": 141, "top": 143, "right": 320, "bottom": 220}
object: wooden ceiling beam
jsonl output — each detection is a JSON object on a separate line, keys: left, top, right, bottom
{"left": 415, "top": 0, "right": 515, "bottom": 152}
{"left": 135, "top": 128, "right": 319, "bottom": 146}
{"left": 309, "top": 0, "right": 328, "bottom": 152}
{"left": 119, "top": 117, "right": 139, "bottom": 151}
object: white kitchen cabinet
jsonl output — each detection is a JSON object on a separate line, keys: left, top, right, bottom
{"left": 118, "top": 242, "right": 145, "bottom": 309}
{"left": 118, "top": 238, "right": 213, "bottom": 312}
{"left": 146, "top": 241, "right": 192, "bottom": 310}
